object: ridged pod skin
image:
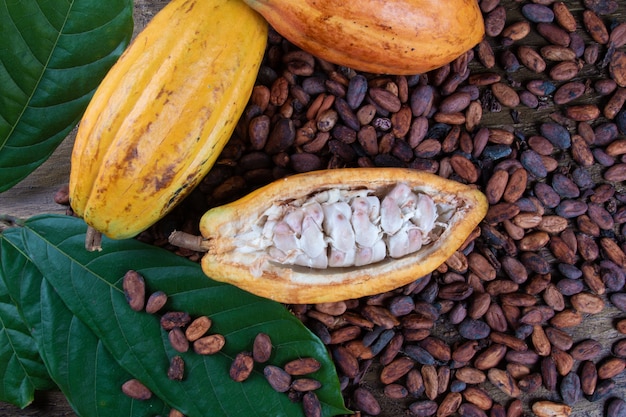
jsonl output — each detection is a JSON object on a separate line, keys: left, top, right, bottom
{"left": 199, "top": 168, "right": 488, "bottom": 304}
{"left": 243, "top": 0, "right": 484, "bottom": 75}
{"left": 69, "top": 0, "right": 267, "bottom": 239}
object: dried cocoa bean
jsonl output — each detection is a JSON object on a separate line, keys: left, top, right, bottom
{"left": 185, "top": 316, "right": 212, "bottom": 342}
{"left": 353, "top": 387, "right": 381, "bottom": 415}
{"left": 230, "top": 352, "right": 254, "bottom": 382}
{"left": 123, "top": 270, "right": 146, "bottom": 312}
{"left": 193, "top": 334, "right": 225, "bottom": 355}
{"left": 121, "top": 379, "right": 152, "bottom": 400}
{"left": 167, "top": 355, "right": 185, "bottom": 381}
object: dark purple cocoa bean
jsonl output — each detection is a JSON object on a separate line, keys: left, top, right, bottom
{"left": 410, "top": 85, "right": 434, "bottom": 117}
{"left": 553, "top": 81, "right": 586, "bottom": 105}
{"left": 458, "top": 319, "right": 491, "bottom": 340}
{"left": 540, "top": 122, "right": 571, "bottom": 148}
{"left": 521, "top": 4, "right": 554, "bottom": 23}
{"left": 334, "top": 97, "right": 361, "bottom": 131}
{"left": 265, "top": 118, "right": 295, "bottom": 154}
{"left": 519, "top": 90, "right": 539, "bottom": 108}
{"left": 587, "top": 378, "right": 615, "bottom": 402}
{"left": 560, "top": 372, "right": 582, "bottom": 405}
{"left": 485, "top": 6, "right": 506, "bottom": 37}
{"left": 607, "top": 398, "right": 626, "bottom": 417}
{"left": 527, "top": 80, "right": 556, "bottom": 96}
{"left": 521, "top": 252, "right": 551, "bottom": 274}
{"left": 353, "top": 387, "right": 381, "bottom": 415}
{"left": 551, "top": 173, "right": 580, "bottom": 198}
{"left": 571, "top": 339, "right": 603, "bottom": 361}
{"left": 537, "top": 22, "right": 571, "bottom": 47}
{"left": 520, "top": 150, "right": 548, "bottom": 178}
{"left": 500, "top": 49, "right": 521, "bottom": 72}
{"left": 584, "top": 0, "right": 618, "bottom": 15}
{"left": 409, "top": 400, "right": 438, "bottom": 417}
{"left": 535, "top": 184, "right": 561, "bottom": 211}
{"left": 555, "top": 200, "right": 588, "bottom": 218}
{"left": 346, "top": 75, "right": 368, "bottom": 109}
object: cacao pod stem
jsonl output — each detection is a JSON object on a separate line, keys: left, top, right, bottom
{"left": 169, "top": 230, "right": 211, "bottom": 253}
{"left": 85, "top": 226, "right": 103, "bottom": 252}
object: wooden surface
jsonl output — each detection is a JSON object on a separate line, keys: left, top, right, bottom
{"left": 1, "top": 0, "right": 626, "bottom": 416}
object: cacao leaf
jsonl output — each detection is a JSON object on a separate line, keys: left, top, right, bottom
{"left": 1, "top": 214, "right": 349, "bottom": 417}
{"left": 0, "top": 0, "right": 133, "bottom": 192}
{"left": 0, "top": 239, "right": 55, "bottom": 407}
{"left": 0, "top": 235, "right": 168, "bottom": 416}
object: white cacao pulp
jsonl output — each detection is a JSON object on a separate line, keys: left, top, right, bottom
{"left": 236, "top": 183, "right": 457, "bottom": 269}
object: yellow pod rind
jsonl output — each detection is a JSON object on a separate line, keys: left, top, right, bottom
{"left": 69, "top": 0, "right": 268, "bottom": 239}
{"left": 199, "top": 168, "right": 488, "bottom": 304}
{"left": 243, "top": 0, "right": 484, "bottom": 75}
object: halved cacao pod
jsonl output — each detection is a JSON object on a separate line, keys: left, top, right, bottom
{"left": 69, "top": 0, "right": 267, "bottom": 239}
{"left": 198, "top": 168, "right": 488, "bottom": 303}
{"left": 243, "top": 0, "right": 484, "bottom": 75}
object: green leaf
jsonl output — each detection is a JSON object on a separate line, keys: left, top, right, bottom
{"left": 0, "top": 231, "right": 169, "bottom": 416}
{"left": 0, "top": 238, "right": 55, "bottom": 407}
{"left": 0, "top": 0, "right": 133, "bottom": 192}
{"left": 2, "top": 214, "right": 349, "bottom": 417}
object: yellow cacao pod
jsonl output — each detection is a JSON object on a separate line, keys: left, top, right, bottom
{"left": 69, "top": 0, "right": 267, "bottom": 239}
{"left": 197, "top": 168, "right": 488, "bottom": 303}
{"left": 242, "top": 0, "right": 484, "bottom": 75}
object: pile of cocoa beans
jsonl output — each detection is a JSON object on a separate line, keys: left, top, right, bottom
{"left": 122, "top": 1, "right": 626, "bottom": 416}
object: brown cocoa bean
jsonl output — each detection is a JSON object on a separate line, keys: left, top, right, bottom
{"left": 487, "top": 368, "right": 520, "bottom": 397}
{"left": 302, "top": 392, "right": 322, "bottom": 417}
{"left": 604, "top": 163, "right": 626, "bottom": 181}
{"left": 369, "top": 87, "right": 401, "bottom": 113}
{"left": 264, "top": 365, "right": 291, "bottom": 392}
{"left": 160, "top": 311, "right": 191, "bottom": 331}
{"left": 583, "top": 10, "right": 609, "bottom": 44}
{"left": 230, "top": 352, "right": 254, "bottom": 382}
{"left": 437, "top": 392, "right": 462, "bottom": 417}
{"left": 549, "top": 60, "right": 581, "bottom": 81}
{"left": 291, "top": 378, "right": 322, "bottom": 392}
{"left": 167, "top": 355, "right": 185, "bottom": 381}
{"left": 552, "top": 348, "right": 575, "bottom": 376}
{"left": 580, "top": 360, "right": 598, "bottom": 395}
{"left": 184, "top": 315, "right": 211, "bottom": 342}
{"left": 421, "top": 364, "right": 439, "bottom": 400}
{"left": 123, "top": 270, "right": 145, "bottom": 312}
{"left": 571, "top": 339, "right": 603, "bottom": 361}
{"left": 517, "top": 46, "right": 546, "bottom": 73}
{"left": 284, "top": 357, "right": 321, "bottom": 376}
{"left": 597, "top": 357, "right": 626, "bottom": 379}
{"left": 145, "top": 291, "right": 167, "bottom": 314}
{"left": 553, "top": 2, "right": 577, "bottom": 32}
{"left": 531, "top": 401, "right": 572, "bottom": 417}
{"left": 168, "top": 328, "right": 189, "bottom": 353}
{"left": 610, "top": 51, "right": 626, "bottom": 87}
{"left": 121, "top": 379, "right": 152, "bottom": 400}
{"left": 502, "top": 21, "right": 531, "bottom": 43}
{"left": 332, "top": 346, "right": 359, "bottom": 378}
{"left": 474, "top": 343, "right": 507, "bottom": 370}
{"left": 193, "top": 334, "right": 225, "bottom": 355}
{"left": 565, "top": 104, "right": 601, "bottom": 121}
